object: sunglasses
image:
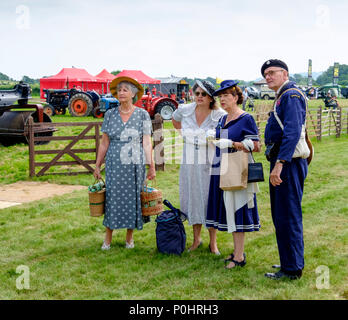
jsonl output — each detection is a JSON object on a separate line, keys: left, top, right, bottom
{"left": 195, "top": 91, "right": 208, "bottom": 97}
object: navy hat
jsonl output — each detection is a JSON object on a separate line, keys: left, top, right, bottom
{"left": 261, "top": 59, "right": 288, "bottom": 77}
{"left": 213, "top": 80, "right": 239, "bottom": 96}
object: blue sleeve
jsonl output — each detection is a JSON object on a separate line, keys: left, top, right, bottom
{"left": 277, "top": 93, "right": 306, "bottom": 162}
{"left": 243, "top": 115, "right": 259, "bottom": 141}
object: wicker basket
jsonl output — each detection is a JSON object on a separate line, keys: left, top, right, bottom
{"left": 89, "top": 190, "right": 105, "bottom": 217}
{"left": 88, "top": 178, "right": 106, "bottom": 217}
{"left": 141, "top": 181, "right": 163, "bottom": 216}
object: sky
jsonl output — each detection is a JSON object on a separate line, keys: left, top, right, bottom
{"left": 0, "top": 0, "right": 347, "bottom": 81}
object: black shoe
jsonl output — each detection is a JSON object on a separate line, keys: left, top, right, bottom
{"left": 272, "top": 264, "right": 281, "bottom": 269}
{"left": 224, "top": 253, "right": 247, "bottom": 269}
{"left": 224, "top": 252, "right": 246, "bottom": 263}
{"left": 264, "top": 270, "right": 301, "bottom": 280}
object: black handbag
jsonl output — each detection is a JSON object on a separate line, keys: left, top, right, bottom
{"left": 248, "top": 149, "right": 265, "bottom": 183}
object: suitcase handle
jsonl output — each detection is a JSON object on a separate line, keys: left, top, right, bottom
{"left": 163, "top": 199, "right": 187, "bottom": 220}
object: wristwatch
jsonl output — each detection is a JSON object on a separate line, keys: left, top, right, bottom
{"left": 276, "top": 159, "right": 286, "bottom": 164}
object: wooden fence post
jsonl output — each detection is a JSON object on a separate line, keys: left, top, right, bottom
{"left": 28, "top": 116, "right": 35, "bottom": 177}
{"left": 329, "top": 109, "right": 331, "bottom": 136}
{"left": 95, "top": 123, "right": 100, "bottom": 160}
{"left": 317, "top": 107, "right": 322, "bottom": 141}
{"left": 256, "top": 112, "right": 261, "bottom": 135}
{"left": 171, "top": 129, "right": 176, "bottom": 163}
{"left": 152, "top": 114, "right": 164, "bottom": 171}
{"left": 336, "top": 107, "right": 342, "bottom": 138}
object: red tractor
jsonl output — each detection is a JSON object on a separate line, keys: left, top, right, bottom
{"left": 135, "top": 93, "right": 178, "bottom": 120}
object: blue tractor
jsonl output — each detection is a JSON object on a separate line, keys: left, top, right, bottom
{"left": 43, "top": 88, "right": 101, "bottom": 117}
{"left": 96, "top": 94, "right": 119, "bottom": 118}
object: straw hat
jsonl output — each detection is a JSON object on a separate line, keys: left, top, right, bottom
{"left": 109, "top": 76, "right": 144, "bottom": 101}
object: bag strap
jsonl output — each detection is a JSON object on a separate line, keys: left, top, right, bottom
{"left": 247, "top": 147, "right": 256, "bottom": 163}
{"left": 163, "top": 200, "right": 187, "bottom": 219}
{"left": 273, "top": 88, "right": 308, "bottom": 131}
{"left": 93, "top": 177, "right": 106, "bottom": 186}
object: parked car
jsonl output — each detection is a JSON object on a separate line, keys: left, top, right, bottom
{"left": 247, "top": 86, "right": 260, "bottom": 99}
{"left": 260, "top": 85, "right": 275, "bottom": 100}
{"left": 239, "top": 86, "right": 260, "bottom": 99}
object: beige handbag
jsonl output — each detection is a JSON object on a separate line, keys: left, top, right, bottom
{"left": 219, "top": 151, "right": 248, "bottom": 191}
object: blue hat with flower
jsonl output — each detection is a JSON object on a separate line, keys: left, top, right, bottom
{"left": 213, "top": 80, "right": 239, "bottom": 96}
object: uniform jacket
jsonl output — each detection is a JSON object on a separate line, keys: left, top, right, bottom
{"left": 264, "top": 81, "right": 307, "bottom": 162}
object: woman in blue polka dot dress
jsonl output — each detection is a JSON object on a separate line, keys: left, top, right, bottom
{"left": 94, "top": 77, "right": 156, "bottom": 250}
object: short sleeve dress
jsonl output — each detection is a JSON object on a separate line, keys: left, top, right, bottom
{"left": 172, "top": 102, "right": 226, "bottom": 225}
{"left": 206, "top": 113, "right": 261, "bottom": 233}
{"left": 101, "top": 107, "right": 152, "bottom": 230}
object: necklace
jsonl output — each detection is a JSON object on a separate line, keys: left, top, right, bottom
{"left": 119, "top": 106, "right": 134, "bottom": 114}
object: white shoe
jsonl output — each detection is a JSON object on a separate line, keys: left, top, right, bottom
{"left": 125, "top": 240, "right": 134, "bottom": 249}
{"left": 101, "top": 241, "right": 111, "bottom": 250}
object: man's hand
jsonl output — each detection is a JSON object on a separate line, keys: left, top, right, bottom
{"left": 270, "top": 162, "right": 283, "bottom": 186}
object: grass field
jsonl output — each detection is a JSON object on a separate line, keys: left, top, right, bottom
{"left": 0, "top": 112, "right": 347, "bottom": 299}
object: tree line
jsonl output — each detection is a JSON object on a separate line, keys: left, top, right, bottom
{"left": 2, "top": 64, "right": 348, "bottom": 88}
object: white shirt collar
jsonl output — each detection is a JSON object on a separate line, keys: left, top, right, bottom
{"left": 276, "top": 80, "right": 290, "bottom": 95}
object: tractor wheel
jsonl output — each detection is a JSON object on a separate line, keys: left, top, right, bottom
{"left": 68, "top": 93, "right": 93, "bottom": 117}
{"left": 43, "top": 105, "right": 55, "bottom": 116}
{"left": 263, "top": 94, "right": 270, "bottom": 100}
{"left": 155, "top": 101, "right": 176, "bottom": 120}
{"left": 55, "top": 107, "right": 66, "bottom": 116}
{"left": 93, "top": 107, "right": 104, "bottom": 119}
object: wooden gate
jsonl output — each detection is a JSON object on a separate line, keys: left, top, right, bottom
{"left": 27, "top": 118, "right": 102, "bottom": 177}
{"left": 315, "top": 107, "right": 344, "bottom": 140}
{"left": 26, "top": 114, "right": 165, "bottom": 177}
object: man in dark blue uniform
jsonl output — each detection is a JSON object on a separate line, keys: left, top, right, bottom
{"left": 262, "top": 59, "right": 308, "bottom": 280}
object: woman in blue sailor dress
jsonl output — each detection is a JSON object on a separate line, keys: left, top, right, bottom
{"left": 206, "top": 80, "right": 261, "bottom": 269}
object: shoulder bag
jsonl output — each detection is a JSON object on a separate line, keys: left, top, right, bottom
{"left": 274, "top": 88, "right": 314, "bottom": 164}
